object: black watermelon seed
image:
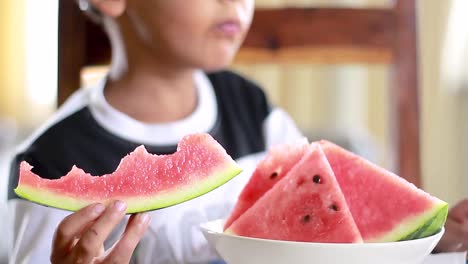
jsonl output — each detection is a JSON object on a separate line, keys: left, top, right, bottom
{"left": 329, "top": 204, "right": 339, "bottom": 211}
{"left": 270, "top": 172, "right": 279, "bottom": 179}
{"left": 302, "top": 214, "right": 311, "bottom": 223}
{"left": 313, "top": 175, "right": 322, "bottom": 184}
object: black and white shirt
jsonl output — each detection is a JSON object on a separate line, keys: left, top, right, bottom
{"left": 8, "top": 70, "right": 303, "bottom": 264}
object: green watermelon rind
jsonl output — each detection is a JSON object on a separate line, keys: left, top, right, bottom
{"left": 224, "top": 228, "right": 235, "bottom": 235}
{"left": 367, "top": 201, "right": 448, "bottom": 243}
{"left": 404, "top": 203, "right": 448, "bottom": 240}
{"left": 399, "top": 211, "right": 438, "bottom": 241}
{"left": 14, "top": 163, "right": 243, "bottom": 214}
{"left": 15, "top": 185, "right": 91, "bottom": 210}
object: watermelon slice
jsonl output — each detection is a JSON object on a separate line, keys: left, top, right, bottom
{"left": 320, "top": 140, "right": 448, "bottom": 242}
{"left": 226, "top": 143, "right": 363, "bottom": 243}
{"left": 14, "top": 133, "right": 243, "bottom": 213}
{"left": 223, "top": 139, "right": 309, "bottom": 230}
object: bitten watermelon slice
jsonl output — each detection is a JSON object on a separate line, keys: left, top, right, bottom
{"left": 226, "top": 143, "right": 363, "bottom": 243}
{"left": 320, "top": 140, "right": 448, "bottom": 242}
{"left": 223, "top": 140, "right": 309, "bottom": 230}
{"left": 14, "top": 133, "right": 242, "bottom": 213}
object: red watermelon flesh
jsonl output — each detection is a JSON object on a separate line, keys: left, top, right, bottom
{"left": 226, "top": 143, "right": 363, "bottom": 243}
{"left": 15, "top": 133, "right": 243, "bottom": 213}
{"left": 223, "top": 140, "right": 309, "bottom": 230}
{"left": 320, "top": 140, "right": 448, "bottom": 242}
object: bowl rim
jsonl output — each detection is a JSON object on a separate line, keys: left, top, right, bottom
{"left": 200, "top": 218, "right": 445, "bottom": 248}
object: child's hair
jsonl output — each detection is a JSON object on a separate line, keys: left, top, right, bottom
{"left": 76, "top": 0, "right": 103, "bottom": 24}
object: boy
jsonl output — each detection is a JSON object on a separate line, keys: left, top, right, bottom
{"left": 8, "top": 0, "right": 303, "bottom": 263}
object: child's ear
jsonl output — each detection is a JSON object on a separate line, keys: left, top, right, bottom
{"left": 90, "top": 0, "right": 126, "bottom": 18}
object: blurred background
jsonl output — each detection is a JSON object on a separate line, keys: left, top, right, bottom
{"left": 0, "top": 0, "right": 467, "bottom": 260}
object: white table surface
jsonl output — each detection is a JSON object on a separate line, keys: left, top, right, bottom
{"left": 423, "top": 252, "right": 466, "bottom": 264}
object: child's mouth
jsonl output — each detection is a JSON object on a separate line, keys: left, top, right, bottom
{"left": 215, "top": 20, "right": 242, "bottom": 38}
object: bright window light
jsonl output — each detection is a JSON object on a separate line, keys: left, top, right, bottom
{"left": 441, "top": 0, "right": 468, "bottom": 93}
{"left": 25, "top": 0, "right": 58, "bottom": 106}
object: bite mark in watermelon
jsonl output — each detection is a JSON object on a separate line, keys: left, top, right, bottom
{"left": 14, "top": 133, "right": 243, "bottom": 213}
{"left": 319, "top": 140, "right": 448, "bottom": 242}
{"left": 226, "top": 143, "right": 363, "bottom": 243}
{"left": 223, "top": 140, "right": 309, "bottom": 230}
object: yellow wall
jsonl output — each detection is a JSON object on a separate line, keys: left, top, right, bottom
{"left": 0, "top": 0, "right": 26, "bottom": 122}
{"left": 418, "top": 0, "right": 466, "bottom": 205}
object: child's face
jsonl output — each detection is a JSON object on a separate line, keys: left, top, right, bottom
{"left": 126, "top": 0, "right": 255, "bottom": 71}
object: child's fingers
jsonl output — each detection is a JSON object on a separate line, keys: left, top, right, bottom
{"left": 70, "top": 200, "right": 128, "bottom": 263}
{"left": 51, "top": 203, "right": 106, "bottom": 261}
{"left": 436, "top": 217, "right": 467, "bottom": 252}
{"left": 104, "top": 213, "right": 151, "bottom": 263}
{"left": 449, "top": 199, "right": 468, "bottom": 223}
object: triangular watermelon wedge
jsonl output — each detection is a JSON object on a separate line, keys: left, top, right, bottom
{"left": 14, "top": 133, "right": 243, "bottom": 213}
{"left": 226, "top": 143, "right": 363, "bottom": 243}
{"left": 223, "top": 139, "right": 309, "bottom": 230}
{"left": 320, "top": 140, "right": 448, "bottom": 242}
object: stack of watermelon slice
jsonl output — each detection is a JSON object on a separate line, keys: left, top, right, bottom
{"left": 224, "top": 140, "right": 448, "bottom": 243}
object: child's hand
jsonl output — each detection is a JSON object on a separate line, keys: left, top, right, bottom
{"left": 50, "top": 201, "right": 150, "bottom": 264}
{"left": 435, "top": 199, "right": 468, "bottom": 253}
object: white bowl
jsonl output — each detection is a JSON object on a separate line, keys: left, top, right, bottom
{"left": 200, "top": 219, "right": 444, "bottom": 264}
